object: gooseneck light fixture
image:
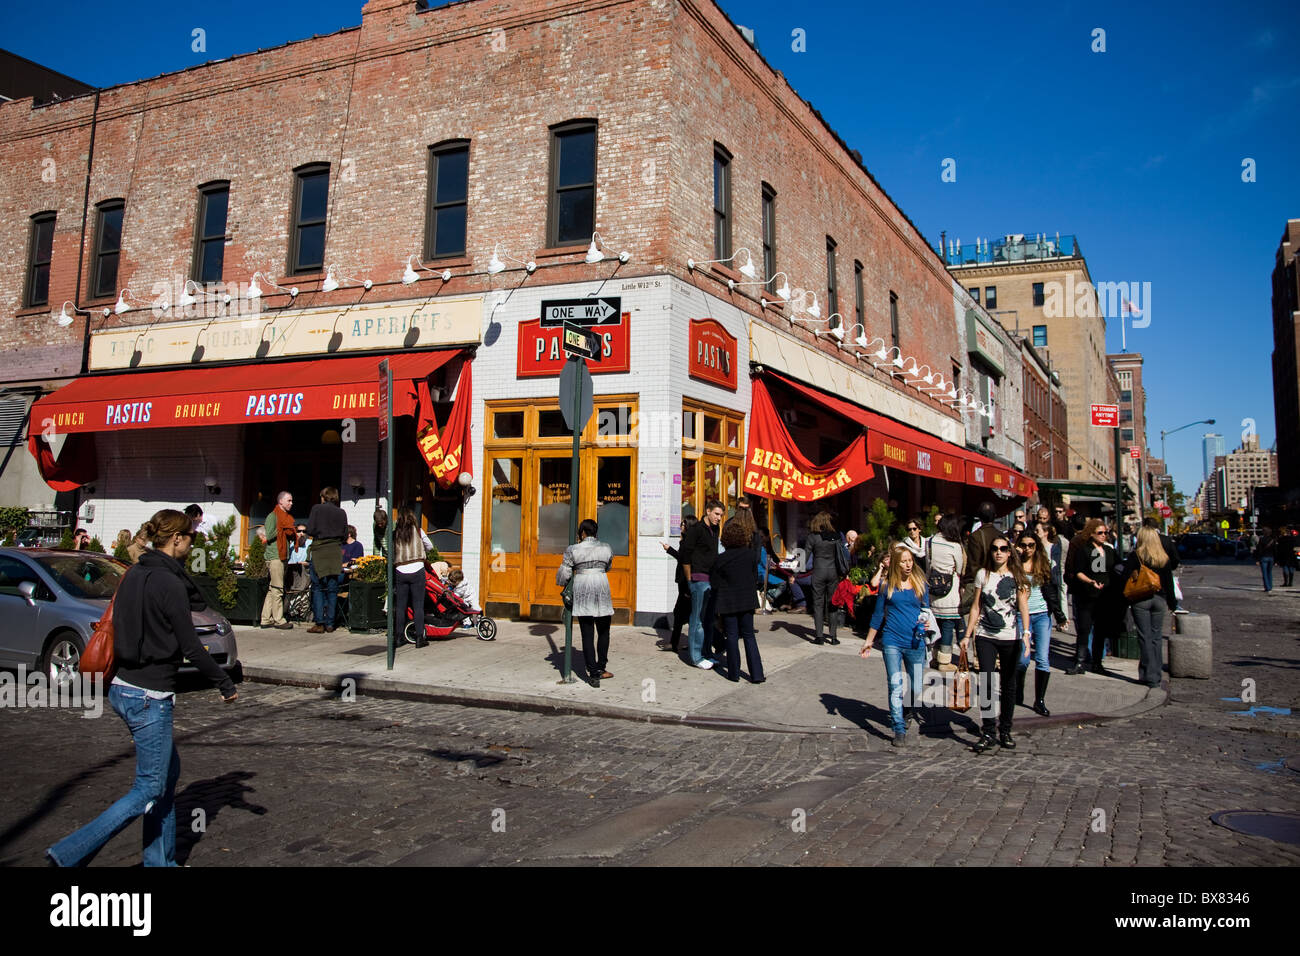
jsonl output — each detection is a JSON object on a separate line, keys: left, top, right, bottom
{"left": 816, "top": 313, "right": 846, "bottom": 341}
{"left": 841, "top": 322, "right": 871, "bottom": 350}
{"left": 114, "top": 288, "right": 168, "bottom": 315}
{"left": 247, "top": 272, "right": 298, "bottom": 300}
{"left": 321, "top": 265, "right": 373, "bottom": 293}
{"left": 584, "top": 232, "right": 631, "bottom": 265}
{"left": 54, "top": 300, "right": 91, "bottom": 328}
{"left": 487, "top": 243, "right": 536, "bottom": 276}
{"left": 687, "top": 247, "right": 758, "bottom": 281}
{"left": 788, "top": 289, "right": 821, "bottom": 321}
{"left": 402, "top": 254, "right": 452, "bottom": 285}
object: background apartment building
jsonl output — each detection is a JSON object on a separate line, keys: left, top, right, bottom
{"left": 938, "top": 232, "right": 1116, "bottom": 484}
{"left": 1108, "top": 351, "right": 1147, "bottom": 508}
{"left": 1271, "top": 218, "right": 1299, "bottom": 495}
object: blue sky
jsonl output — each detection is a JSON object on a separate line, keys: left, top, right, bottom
{"left": 4, "top": 0, "right": 1296, "bottom": 498}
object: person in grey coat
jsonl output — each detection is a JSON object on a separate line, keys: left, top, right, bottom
{"left": 804, "top": 511, "right": 845, "bottom": 645}
{"left": 557, "top": 518, "right": 615, "bottom": 687}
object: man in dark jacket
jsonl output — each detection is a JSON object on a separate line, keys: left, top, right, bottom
{"left": 1255, "top": 526, "right": 1276, "bottom": 593}
{"left": 960, "top": 501, "right": 1002, "bottom": 616}
{"left": 682, "top": 499, "right": 724, "bottom": 668}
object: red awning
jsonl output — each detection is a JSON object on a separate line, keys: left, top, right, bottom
{"left": 768, "top": 373, "right": 1036, "bottom": 497}
{"left": 26, "top": 351, "right": 461, "bottom": 435}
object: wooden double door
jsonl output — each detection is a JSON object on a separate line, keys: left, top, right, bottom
{"left": 481, "top": 398, "right": 637, "bottom": 621}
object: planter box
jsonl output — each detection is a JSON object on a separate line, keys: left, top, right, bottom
{"left": 189, "top": 574, "right": 269, "bottom": 624}
{"left": 345, "top": 579, "right": 388, "bottom": 632}
{"left": 1112, "top": 631, "right": 1141, "bottom": 660}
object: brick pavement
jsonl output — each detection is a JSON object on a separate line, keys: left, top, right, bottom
{"left": 0, "top": 561, "right": 1294, "bottom": 867}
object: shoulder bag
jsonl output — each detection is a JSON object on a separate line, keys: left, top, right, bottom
{"left": 80, "top": 591, "right": 119, "bottom": 682}
{"left": 1124, "top": 562, "right": 1162, "bottom": 602}
{"left": 833, "top": 536, "right": 850, "bottom": 577}
{"left": 926, "top": 538, "right": 954, "bottom": 598}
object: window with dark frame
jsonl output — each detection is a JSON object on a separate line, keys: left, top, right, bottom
{"left": 25, "top": 212, "right": 56, "bottom": 308}
{"left": 713, "top": 144, "right": 732, "bottom": 262}
{"left": 192, "top": 182, "right": 229, "bottom": 284}
{"left": 853, "top": 260, "right": 864, "bottom": 334}
{"left": 91, "top": 200, "right": 124, "bottom": 299}
{"left": 1032, "top": 324, "right": 1047, "bottom": 347}
{"left": 425, "top": 141, "right": 470, "bottom": 259}
{"left": 1032, "top": 282, "right": 1045, "bottom": 307}
{"left": 889, "top": 290, "right": 900, "bottom": 351}
{"left": 548, "top": 121, "right": 597, "bottom": 247}
{"left": 290, "top": 164, "right": 329, "bottom": 275}
{"left": 761, "top": 183, "right": 776, "bottom": 293}
{"left": 984, "top": 286, "right": 997, "bottom": 309}
{"left": 825, "top": 237, "right": 838, "bottom": 320}
{"left": 970, "top": 286, "right": 980, "bottom": 304}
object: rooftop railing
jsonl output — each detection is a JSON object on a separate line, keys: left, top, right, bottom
{"left": 937, "top": 233, "right": 1079, "bottom": 267}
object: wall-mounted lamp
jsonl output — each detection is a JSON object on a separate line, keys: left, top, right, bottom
{"left": 54, "top": 300, "right": 90, "bottom": 328}
{"left": 247, "top": 272, "right": 299, "bottom": 299}
{"left": 457, "top": 470, "right": 476, "bottom": 501}
{"left": 487, "top": 243, "right": 536, "bottom": 275}
{"left": 322, "top": 265, "right": 373, "bottom": 293}
{"left": 177, "top": 279, "right": 207, "bottom": 308}
{"left": 873, "top": 344, "right": 905, "bottom": 370}
{"left": 115, "top": 288, "right": 167, "bottom": 315}
{"left": 585, "top": 232, "right": 631, "bottom": 265}
{"left": 688, "top": 247, "right": 758, "bottom": 281}
{"left": 815, "top": 313, "right": 846, "bottom": 341}
{"left": 402, "top": 254, "right": 452, "bottom": 285}
{"left": 838, "top": 323, "right": 870, "bottom": 349}
{"left": 788, "top": 289, "right": 821, "bottom": 320}
{"left": 204, "top": 475, "right": 221, "bottom": 496}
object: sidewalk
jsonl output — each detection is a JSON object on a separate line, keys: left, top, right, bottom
{"left": 234, "top": 609, "right": 1166, "bottom": 737}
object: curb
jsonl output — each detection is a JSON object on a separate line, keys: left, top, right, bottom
{"left": 241, "top": 663, "right": 1171, "bottom": 735}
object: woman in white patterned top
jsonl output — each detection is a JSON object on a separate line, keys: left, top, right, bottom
{"left": 962, "top": 534, "right": 1030, "bottom": 754}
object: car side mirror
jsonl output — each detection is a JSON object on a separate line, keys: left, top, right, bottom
{"left": 17, "top": 580, "right": 37, "bottom": 607}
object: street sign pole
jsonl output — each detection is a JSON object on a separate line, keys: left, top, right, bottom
{"left": 380, "top": 360, "right": 396, "bottom": 671}
{"left": 1113, "top": 423, "right": 1124, "bottom": 559}
{"left": 560, "top": 357, "right": 582, "bottom": 685}
{"left": 1137, "top": 453, "right": 1145, "bottom": 524}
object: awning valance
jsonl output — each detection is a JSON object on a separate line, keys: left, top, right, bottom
{"left": 767, "top": 372, "right": 1036, "bottom": 497}
{"left": 26, "top": 350, "right": 461, "bottom": 436}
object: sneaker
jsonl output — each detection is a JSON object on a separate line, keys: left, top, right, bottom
{"left": 891, "top": 733, "right": 908, "bottom": 748}
{"left": 695, "top": 659, "right": 714, "bottom": 669}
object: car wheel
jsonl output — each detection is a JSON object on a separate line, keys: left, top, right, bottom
{"left": 42, "top": 631, "right": 85, "bottom": 688}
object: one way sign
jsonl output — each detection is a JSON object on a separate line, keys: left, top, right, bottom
{"left": 539, "top": 297, "right": 622, "bottom": 327}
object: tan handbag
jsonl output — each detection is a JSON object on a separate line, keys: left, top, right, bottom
{"left": 948, "top": 645, "right": 972, "bottom": 712}
{"left": 80, "top": 592, "right": 118, "bottom": 682}
{"left": 1123, "top": 563, "right": 1162, "bottom": 602}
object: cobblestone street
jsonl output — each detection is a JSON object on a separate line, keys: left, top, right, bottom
{"left": 1, "top": 562, "right": 1295, "bottom": 867}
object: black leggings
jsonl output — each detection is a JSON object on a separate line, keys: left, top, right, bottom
{"left": 1072, "top": 595, "right": 1097, "bottom": 665}
{"left": 394, "top": 568, "right": 426, "bottom": 644}
{"left": 578, "top": 615, "right": 612, "bottom": 677}
{"left": 976, "top": 636, "right": 1020, "bottom": 733}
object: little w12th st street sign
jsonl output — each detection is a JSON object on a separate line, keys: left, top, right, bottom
{"left": 540, "top": 297, "right": 621, "bottom": 327}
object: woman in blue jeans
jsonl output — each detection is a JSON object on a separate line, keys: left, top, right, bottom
{"left": 860, "top": 543, "right": 930, "bottom": 748}
{"left": 1013, "top": 531, "right": 1065, "bottom": 716}
{"left": 47, "top": 509, "right": 237, "bottom": 867}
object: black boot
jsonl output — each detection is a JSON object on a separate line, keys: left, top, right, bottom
{"left": 1032, "top": 671, "right": 1051, "bottom": 716}
{"left": 1015, "top": 667, "right": 1026, "bottom": 706}
{"left": 973, "top": 723, "right": 998, "bottom": 754}
{"left": 999, "top": 729, "right": 1016, "bottom": 749}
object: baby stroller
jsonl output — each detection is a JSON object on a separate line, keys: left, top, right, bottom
{"left": 403, "top": 567, "right": 497, "bottom": 644}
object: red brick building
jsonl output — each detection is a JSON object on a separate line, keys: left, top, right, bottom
{"left": 1, "top": 0, "right": 1033, "bottom": 623}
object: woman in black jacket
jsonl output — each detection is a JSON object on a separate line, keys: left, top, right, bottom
{"left": 804, "top": 511, "right": 845, "bottom": 646}
{"left": 710, "top": 519, "right": 765, "bottom": 683}
{"left": 1064, "top": 518, "right": 1116, "bottom": 674}
{"left": 48, "top": 509, "right": 236, "bottom": 868}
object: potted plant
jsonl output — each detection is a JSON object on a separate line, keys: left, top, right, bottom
{"left": 188, "top": 516, "right": 265, "bottom": 622}
{"left": 345, "top": 555, "right": 389, "bottom": 632}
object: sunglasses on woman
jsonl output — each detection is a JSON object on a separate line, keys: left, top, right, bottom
{"left": 1016, "top": 542, "right": 1036, "bottom": 549}
{"left": 992, "top": 545, "right": 1011, "bottom": 553}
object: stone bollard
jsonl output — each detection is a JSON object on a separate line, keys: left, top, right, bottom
{"left": 1169, "top": 613, "right": 1212, "bottom": 678}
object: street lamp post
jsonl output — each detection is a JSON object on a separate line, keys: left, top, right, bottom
{"left": 1159, "top": 418, "right": 1216, "bottom": 533}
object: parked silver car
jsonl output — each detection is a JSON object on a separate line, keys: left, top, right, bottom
{"left": 0, "top": 548, "right": 239, "bottom": 685}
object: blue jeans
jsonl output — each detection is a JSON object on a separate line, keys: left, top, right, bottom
{"left": 1259, "top": 556, "right": 1274, "bottom": 592}
{"left": 48, "top": 684, "right": 180, "bottom": 867}
{"left": 310, "top": 563, "right": 341, "bottom": 625}
{"left": 882, "top": 642, "right": 926, "bottom": 736}
{"left": 1017, "top": 612, "right": 1053, "bottom": 673}
{"left": 936, "top": 615, "right": 965, "bottom": 656}
{"left": 687, "top": 580, "right": 715, "bottom": 664}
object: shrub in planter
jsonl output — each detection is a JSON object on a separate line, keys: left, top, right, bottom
{"left": 244, "top": 535, "right": 269, "bottom": 578}
{"left": 86, "top": 536, "right": 106, "bottom": 554}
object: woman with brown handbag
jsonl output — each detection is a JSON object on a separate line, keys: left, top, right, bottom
{"left": 1119, "top": 524, "right": 1179, "bottom": 688}
{"left": 47, "top": 509, "right": 236, "bottom": 867}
